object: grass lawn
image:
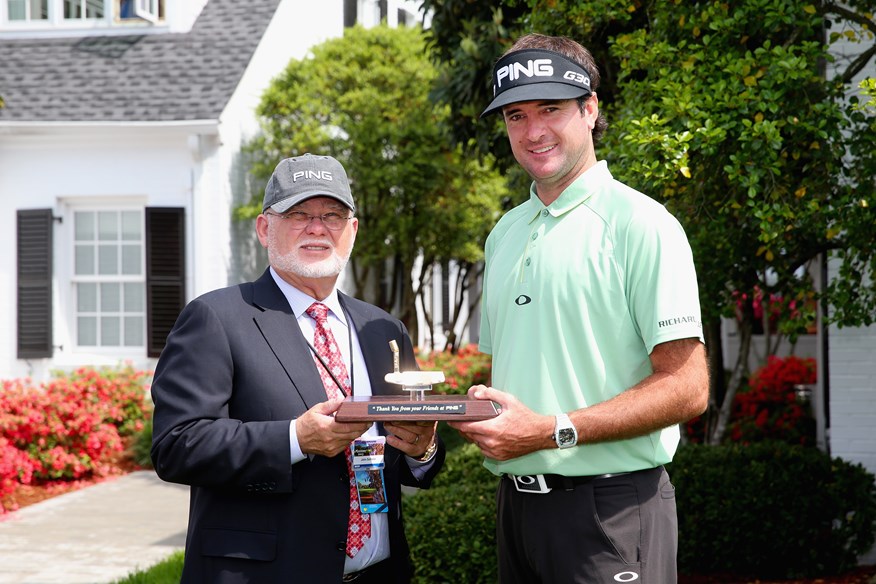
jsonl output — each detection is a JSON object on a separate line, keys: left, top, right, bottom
{"left": 111, "top": 550, "right": 183, "bottom": 584}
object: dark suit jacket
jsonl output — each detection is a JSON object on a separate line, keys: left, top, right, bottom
{"left": 151, "top": 269, "right": 444, "bottom": 584}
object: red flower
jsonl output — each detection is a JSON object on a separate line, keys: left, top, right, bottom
{"left": 0, "top": 365, "right": 152, "bottom": 512}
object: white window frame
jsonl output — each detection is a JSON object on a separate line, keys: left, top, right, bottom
{"left": 62, "top": 201, "right": 148, "bottom": 355}
{"left": 0, "top": 0, "right": 164, "bottom": 32}
{"left": 132, "top": 0, "right": 156, "bottom": 23}
{"left": 2, "top": 0, "right": 48, "bottom": 24}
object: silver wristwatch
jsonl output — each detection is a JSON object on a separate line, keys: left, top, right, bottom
{"left": 553, "top": 413, "right": 578, "bottom": 449}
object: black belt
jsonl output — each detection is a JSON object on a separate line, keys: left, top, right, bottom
{"left": 505, "top": 472, "right": 631, "bottom": 493}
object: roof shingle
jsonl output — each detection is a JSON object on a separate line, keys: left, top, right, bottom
{"left": 0, "top": 0, "right": 281, "bottom": 122}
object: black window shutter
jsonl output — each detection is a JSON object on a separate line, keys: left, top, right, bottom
{"left": 17, "top": 209, "right": 54, "bottom": 359}
{"left": 146, "top": 207, "right": 185, "bottom": 358}
{"left": 343, "top": 0, "right": 356, "bottom": 27}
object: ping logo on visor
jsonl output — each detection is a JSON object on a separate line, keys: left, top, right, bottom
{"left": 496, "top": 57, "right": 555, "bottom": 87}
{"left": 481, "top": 48, "right": 592, "bottom": 117}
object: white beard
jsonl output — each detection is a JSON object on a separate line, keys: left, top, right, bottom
{"left": 267, "top": 233, "right": 352, "bottom": 279}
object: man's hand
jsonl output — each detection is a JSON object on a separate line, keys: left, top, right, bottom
{"left": 384, "top": 420, "right": 438, "bottom": 459}
{"left": 447, "top": 385, "right": 554, "bottom": 461}
{"left": 297, "top": 399, "right": 371, "bottom": 457}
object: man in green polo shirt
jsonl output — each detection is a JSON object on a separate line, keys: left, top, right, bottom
{"left": 448, "top": 33, "right": 709, "bottom": 583}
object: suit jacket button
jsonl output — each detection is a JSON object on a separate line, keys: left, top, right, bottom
{"left": 336, "top": 542, "right": 345, "bottom": 551}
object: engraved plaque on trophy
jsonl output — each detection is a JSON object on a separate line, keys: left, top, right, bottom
{"left": 335, "top": 340, "right": 499, "bottom": 422}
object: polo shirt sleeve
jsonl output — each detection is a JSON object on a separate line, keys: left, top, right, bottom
{"left": 624, "top": 209, "right": 704, "bottom": 354}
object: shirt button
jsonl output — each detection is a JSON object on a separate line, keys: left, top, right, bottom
{"left": 541, "top": 209, "right": 549, "bottom": 217}
{"left": 531, "top": 233, "right": 538, "bottom": 240}
{"left": 525, "top": 258, "right": 531, "bottom": 266}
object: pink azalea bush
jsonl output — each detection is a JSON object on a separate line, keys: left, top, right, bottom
{"left": 0, "top": 364, "right": 152, "bottom": 513}
{"left": 416, "top": 344, "right": 492, "bottom": 395}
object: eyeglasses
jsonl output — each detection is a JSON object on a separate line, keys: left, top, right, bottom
{"left": 264, "top": 210, "right": 353, "bottom": 231}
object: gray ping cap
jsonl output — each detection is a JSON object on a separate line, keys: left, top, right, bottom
{"left": 262, "top": 154, "right": 355, "bottom": 213}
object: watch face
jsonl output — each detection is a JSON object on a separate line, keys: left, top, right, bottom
{"left": 557, "top": 427, "right": 576, "bottom": 446}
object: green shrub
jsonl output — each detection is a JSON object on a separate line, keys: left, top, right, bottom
{"left": 406, "top": 440, "right": 876, "bottom": 582}
{"left": 671, "top": 441, "right": 876, "bottom": 579}
{"left": 130, "top": 416, "right": 154, "bottom": 470}
{"left": 405, "top": 442, "right": 499, "bottom": 583}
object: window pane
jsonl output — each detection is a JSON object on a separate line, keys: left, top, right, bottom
{"left": 121, "top": 211, "right": 141, "bottom": 240}
{"left": 64, "top": 0, "right": 81, "bottom": 18}
{"left": 85, "top": 0, "right": 103, "bottom": 18}
{"left": 121, "top": 244, "right": 141, "bottom": 275}
{"left": 72, "top": 206, "right": 147, "bottom": 350}
{"left": 75, "top": 244, "right": 95, "bottom": 275}
{"left": 124, "top": 316, "right": 144, "bottom": 346}
{"left": 78, "top": 316, "right": 97, "bottom": 345}
{"left": 10, "top": 0, "right": 48, "bottom": 19}
{"left": 98, "top": 245, "right": 118, "bottom": 275}
{"left": 8, "top": 0, "right": 25, "bottom": 20}
{"left": 124, "top": 282, "right": 144, "bottom": 311}
{"left": 78, "top": 283, "right": 97, "bottom": 312}
{"left": 75, "top": 211, "right": 94, "bottom": 241}
{"left": 100, "top": 282, "right": 120, "bottom": 312}
{"left": 101, "top": 316, "right": 121, "bottom": 346}
{"left": 98, "top": 211, "right": 118, "bottom": 241}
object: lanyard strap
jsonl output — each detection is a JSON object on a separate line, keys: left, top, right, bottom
{"left": 304, "top": 303, "right": 356, "bottom": 397}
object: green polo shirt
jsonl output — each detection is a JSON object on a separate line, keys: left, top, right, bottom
{"left": 479, "top": 161, "right": 703, "bottom": 477}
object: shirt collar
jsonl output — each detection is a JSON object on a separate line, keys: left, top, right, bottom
{"left": 268, "top": 267, "right": 348, "bottom": 327}
{"left": 526, "top": 160, "right": 610, "bottom": 224}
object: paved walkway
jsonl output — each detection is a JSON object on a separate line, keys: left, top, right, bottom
{"left": 0, "top": 471, "right": 189, "bottom": 584}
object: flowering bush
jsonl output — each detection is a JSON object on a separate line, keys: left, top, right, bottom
{"left": 0, "top": 437, "right": 35, "bottom": 503}
{"left": 728, "top": 355, "right": 817, "bottom": 445}
{"left": 416, "top": 344, "right": 492, "bottom": 395}
{"left": 733, "top": 286, "right": 817, "bottom": 336}
{"left": 0, "top": 364, "right": 152, "bottom": 513}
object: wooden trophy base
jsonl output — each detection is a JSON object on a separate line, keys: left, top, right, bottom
{"left": 335, "top": 394, "right": 499, "bottom": 422}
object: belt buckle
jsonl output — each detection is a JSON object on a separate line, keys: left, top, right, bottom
{"left": 511, "top": 474, "right": 552, "bottom": 494}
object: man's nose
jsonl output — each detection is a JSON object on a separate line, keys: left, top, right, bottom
{"left": 304, "top": 214, "right": 330, "bottom": 234}
{"left": 524, "top": 118, "right": 547, "bottom": 142}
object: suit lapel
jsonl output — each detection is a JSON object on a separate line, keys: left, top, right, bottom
{"left": 251, "top": 271, "right": 328, "bottom": 411}
{"left": 340, "top": 293, "right": 405, "bottom": 466}
{"left": 340, "top": 293, "right": 396, "bottom": 398}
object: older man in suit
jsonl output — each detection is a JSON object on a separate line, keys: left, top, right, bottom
{"left": 151, "top": 154, "right": 444, "bottom": 584}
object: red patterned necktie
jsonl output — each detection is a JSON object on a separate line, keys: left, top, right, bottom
{"left": 305, "top": 302, "right": 371, "bottom": 558}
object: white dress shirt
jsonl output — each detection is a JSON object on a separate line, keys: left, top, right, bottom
{"left": 269, "top": 268, "right": 388, "bottom": 573}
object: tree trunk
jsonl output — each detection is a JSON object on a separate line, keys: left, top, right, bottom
{"left": 709, "top": 317, "right": 754, "bottom": 445}
{"left": 395, "top": 255, "right": 418, "bottom": 344}
{"left": 703, "top": 316, "right": 726, "bottom": 442}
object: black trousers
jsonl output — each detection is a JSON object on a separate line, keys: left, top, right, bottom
{"left": 497, "top": 466, "right": 677, "bottom": 584}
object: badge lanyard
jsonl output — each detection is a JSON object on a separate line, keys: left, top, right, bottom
{"left": 304, "top": 303, "right": 356, "bottom": 397}
{"left": 304, "top": 303, "right": 388, "bottom": 514}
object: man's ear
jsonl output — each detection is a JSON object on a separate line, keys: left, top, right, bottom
{"left": 255, "top": 214, "right": 270, "bottom": 248}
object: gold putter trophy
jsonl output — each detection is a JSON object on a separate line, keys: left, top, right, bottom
{"left": 335, "top": 340, "right": 499, "bottom": 422}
